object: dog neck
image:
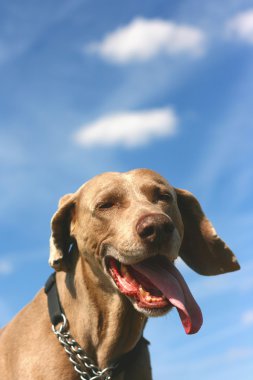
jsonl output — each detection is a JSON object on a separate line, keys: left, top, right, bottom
{"left": 56, "top": 249, "right": 147, "bottom": 368}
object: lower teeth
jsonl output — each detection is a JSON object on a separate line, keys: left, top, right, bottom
{"left": 119, "top": 265, "right": 165, "bottom": 303}
{"left": 139, "top": 286, "right": 165, "bottom": 303}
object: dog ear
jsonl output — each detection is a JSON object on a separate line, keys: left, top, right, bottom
{"left": 49, "top": 193, "right": 76, "bottom": 271}
{"left": 175, "top": 188, "right": 240, "bottom": 276}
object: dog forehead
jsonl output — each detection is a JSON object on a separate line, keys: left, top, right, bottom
{"left": 125, "top": 168, "right": 172, "bottom": 188}
{"left": 77, "top": 169, "right": 173, "bottom": 202}
{"left": 80, "top": 172, "right": 126, "bottom": 193}
{"left": 77, "top": 172, "right": 128, "bottom": 205}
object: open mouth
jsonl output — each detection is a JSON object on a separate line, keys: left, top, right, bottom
{"left": 108, "top": 256, "right": 170, "bottom": 309}
{"left": 105, "top": 255, "right": 203, "bottom": 335}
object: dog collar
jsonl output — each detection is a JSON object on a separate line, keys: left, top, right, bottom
{"left": 45, "top": 273, "right": 148, "bottom": 379}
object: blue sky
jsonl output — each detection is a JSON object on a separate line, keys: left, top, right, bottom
{"left": 1, "top": 0, "right": 253, "bottom": 378}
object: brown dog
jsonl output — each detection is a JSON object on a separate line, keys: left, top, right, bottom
{"left": 0, "top": 169, "right": 240, "bottom": 379}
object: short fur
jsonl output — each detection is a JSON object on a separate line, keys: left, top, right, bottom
{"left": 0, "top": 169, "right": 240, "bottom": 379}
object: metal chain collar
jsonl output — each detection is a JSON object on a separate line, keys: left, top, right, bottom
{"left": 52, "top": 313, "right": 116, "bottom": 380}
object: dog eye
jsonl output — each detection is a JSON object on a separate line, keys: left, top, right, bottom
{"left": 97, "top": 201, "right": 115, "bottom": 210}
{"left": 158, "top": 192, "right": 173, "bottom": 202}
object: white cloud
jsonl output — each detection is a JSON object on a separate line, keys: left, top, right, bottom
{"left": 226, "top": 9, "right": 253, "bottom": 44}
{"left": 241, "top": 309, "right": 253, "bottom": 326}
{"left": 86, "top": 18, "right": 205, "bottom": 63}
{"left": 73, "top": 107, "right": 178, "bottom": 148}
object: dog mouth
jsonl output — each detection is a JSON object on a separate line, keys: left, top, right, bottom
{"left": 107, "top": 256, "right": 169, "bottom": 309}
{"left": 105, "top": 255, "right": 203, "bottom": 335}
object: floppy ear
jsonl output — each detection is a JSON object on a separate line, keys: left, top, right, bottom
{"left": 49, "top": 193, "right": 76, "bottom": 271}
{"left": 175, "top": 188, "right": 240, "bottom": 276}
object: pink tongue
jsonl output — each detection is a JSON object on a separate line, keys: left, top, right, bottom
{"left": 132, "top": 260, "right": 203, "bottom": 334}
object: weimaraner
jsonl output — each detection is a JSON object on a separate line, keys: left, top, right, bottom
{"left": 0, "top": 169, "right": 240, "bottom": 379}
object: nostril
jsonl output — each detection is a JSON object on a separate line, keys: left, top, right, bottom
{"left": 136, "top": 214, "right": 175, "bottom": 243}
{"left": 139, "top": 225, "right": 156, "bottom": 239}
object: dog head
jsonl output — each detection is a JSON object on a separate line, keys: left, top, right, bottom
{"left": 49, "top": 169, "right": 240, "bottom": 333}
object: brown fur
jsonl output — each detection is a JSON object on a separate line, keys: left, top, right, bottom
{"left": 0, "top": 169, "right": 240, "bottom": 379}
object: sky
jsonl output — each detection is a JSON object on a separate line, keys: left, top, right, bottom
{"left": 0, "top": 0, "right": 253, "bottom": 378}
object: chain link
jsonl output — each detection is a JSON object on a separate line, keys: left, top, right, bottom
{"left": 52, "top": 314, "right": 116, "bottom": 380}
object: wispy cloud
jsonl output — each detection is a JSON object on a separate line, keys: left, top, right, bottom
{"left": 158, "top": 345, "right": 253, "bottom": 376}
{"left": 189, "top": 60, "right": 253, "bottom": 206}
{"left": 226, "top": 346, "right": 253, "bottom": 360}
{"left": 0, "top": 133, "right": 28, "bottom": 167}
{"left": 0, "top": 259, "right": 13, "bottom": 275}
{"left": 189, "top": 260, "right": 253, "bottom": 300}
{"left": 86, "top": 18, "right": 206, "bottom": 64}
{"left": 0, "top": 1, "right": 85, "bottom": 65}
{"left": 226, "top": 9, "right": 253, "bottom": 44}
{"left": 241, "top": 309, "right": 253, "bottom": 326}
{"left": 0, "top": 133, "right": 32, "bottom": 216}
{"left": 73, "top": 107, "right": 178, "bottom": 148}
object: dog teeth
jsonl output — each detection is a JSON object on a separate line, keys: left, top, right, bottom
{"left": 121, "top": 263, "right": 131, "bottom": 278}
{"left": 139, "top": 285, "right": 150, "bottom": 297}
{"left": 120, "top": 266, "right": 165, "bottom": 303}
{"left": 139, "top": 286, "right": 151, "bottom": 301}
{"left": 139, "top": 285, "right": 165, "bottom": 303}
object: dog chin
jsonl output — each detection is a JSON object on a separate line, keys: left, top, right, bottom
{"left": 131, "top": 299, "right": 173, "bottom": 317}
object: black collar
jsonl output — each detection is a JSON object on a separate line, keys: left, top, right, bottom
{"left": 44, "top": 273, "right": 149, "bottom": 377}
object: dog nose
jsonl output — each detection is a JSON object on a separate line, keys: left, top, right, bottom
{"left": 136, "top": 214, "right": 175, "bottom": 243}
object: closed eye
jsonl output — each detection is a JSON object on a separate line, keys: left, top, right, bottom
{"left": 158, "top": 192, "right": 173, "bottom": 202}
{"left": 152, "top": 187, "right": 173, "bottom": 204}
{"left": 96, "top": 200, "right": 116, "bottom": 210}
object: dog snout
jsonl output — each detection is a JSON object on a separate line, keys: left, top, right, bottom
{"left": 136, "top": 214, "right": 175, "bottom": 244}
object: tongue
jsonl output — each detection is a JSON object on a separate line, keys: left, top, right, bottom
{"left": 132, "top": 259, "right": 203, "bottom": 334}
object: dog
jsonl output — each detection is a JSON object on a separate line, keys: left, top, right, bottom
{"left": 0, "top": 169, "right": 240, "bottom": 379}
